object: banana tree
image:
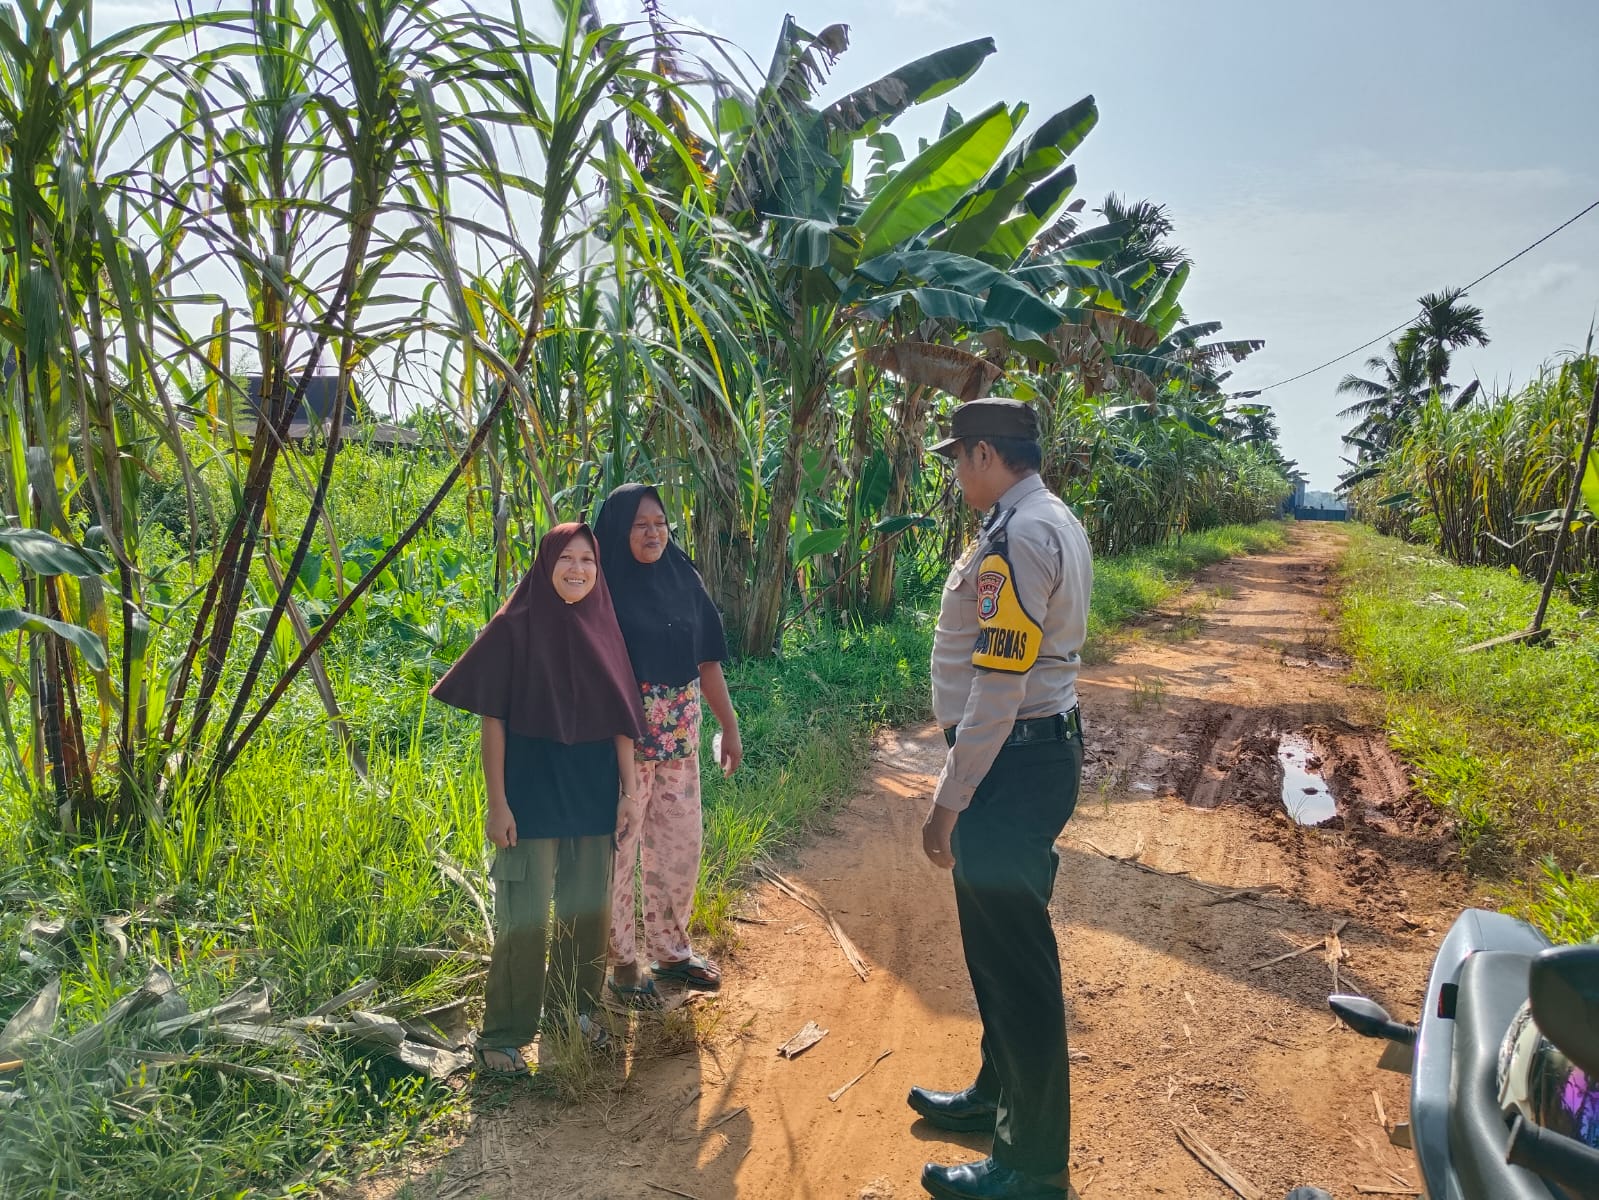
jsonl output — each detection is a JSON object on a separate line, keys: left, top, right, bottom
{"left": 841, "top": 96, "right": 1119, "bottom": 617}
{"left": 688, "top": 21, "right": 996, "bottom": 653}
{"left": 707, "top": 18, "right": 1136, "bottom": 652}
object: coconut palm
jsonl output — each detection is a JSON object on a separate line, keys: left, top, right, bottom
{"left": 1337, "top": 330, "right": 1432, "bottom": 456}
{"left": 1094, "top": 193, "right": 1189, "bottom": 276}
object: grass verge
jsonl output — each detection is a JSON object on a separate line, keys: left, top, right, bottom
{"left": 1338, "top": 527, "right": 1599, "bottom": 941}
{"left": 0, "top": 519, "right": 1288, "bottom": 1198}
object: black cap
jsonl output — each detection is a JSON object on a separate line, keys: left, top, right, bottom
{"left": 930, "top": 398, "right": 1040, "bottom": 458}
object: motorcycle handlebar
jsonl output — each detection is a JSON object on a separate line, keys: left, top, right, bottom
{"left": 1505, "top": 1115, "right": 1599, "bottom": 1199}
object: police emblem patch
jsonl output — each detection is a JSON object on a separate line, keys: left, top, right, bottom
{"left": 976, "top": 570, "right": 1006, "bottom": 621}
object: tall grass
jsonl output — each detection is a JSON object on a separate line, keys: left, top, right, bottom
{"left": 1339, "top": 527, "right": 1599, "bottom": 941}
{"left": 0, "top": 728, "right": 482, "bottom": 1200}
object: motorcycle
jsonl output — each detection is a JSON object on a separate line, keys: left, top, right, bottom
{"left": 1293, "top": 908, "right": 1599, "bottom": 1200}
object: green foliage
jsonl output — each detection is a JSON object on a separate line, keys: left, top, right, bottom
{"left": 1526, "top": 861, "right": 1599, "bottom": 944}
{"left": 1339, "top": 528, "right": 1599, "bottom": 940}
{"left": 1345, "top": 355, "right": 1598, "bottom": 582}
{"left": 0, "top": 0, "right": 1296, "bottom": 1184}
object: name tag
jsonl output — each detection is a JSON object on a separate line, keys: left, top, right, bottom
{"left": 971, "top": 552, "right": 1042, "bottom": 673}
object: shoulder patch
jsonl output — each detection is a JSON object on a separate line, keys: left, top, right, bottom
{"left": 971, "top": 551, "right": 1042, "bottom": 673}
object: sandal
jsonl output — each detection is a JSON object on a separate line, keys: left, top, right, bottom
{"left": 576, "top": 1013, "right": 611, "bottom": 1052}
{"left": 651, "top": 953, "right": 721, "bottom": 991}
{"left": 608, "top": 977, "right": 666, "bottom": 1012}
{"left": 472, "top": 1044, "right": 530, "bottom": 1076}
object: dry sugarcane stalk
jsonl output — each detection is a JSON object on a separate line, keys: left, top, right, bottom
{"left": 436, "top": 855, "right": 494, "bottom": 945}
{"left": 754, "top": 862, "right": 869, "bottom": 981}
{"left": 828, "top": 1048, "right": 893, "bottom": 1102}
{"left": 1249, "top": 919, "right": 1351, "bottom": 971}
{"left": 1175, "top": 1123, "right": 1264, "bottom": 1200}
{"left": 135, "top": 1048, "right": 300, "bottom": 1088}
{"left": 306, "top": 978, "right": 379, "bottom": 1019}
{"left": 1072, "top": 839, "right": 1280, "bottom": 900}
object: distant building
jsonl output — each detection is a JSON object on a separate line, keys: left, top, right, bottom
{"left": 1291, "top": 485, "right": 1347, "bottom": 522}
{"left": 212, "top": 376, "right": 420, "bottom": 449}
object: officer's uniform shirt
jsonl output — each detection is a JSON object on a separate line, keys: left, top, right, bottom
{"left": 931, "top": 474, "right": 1093, "bottom": 812}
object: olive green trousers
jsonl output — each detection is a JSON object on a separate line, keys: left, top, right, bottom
{"left": 480, "top": 835, "right": 613, "bottom": 1048}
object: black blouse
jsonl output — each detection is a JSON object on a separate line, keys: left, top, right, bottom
{"left": 502, "top": 733, "right": 619, "bottom": 839}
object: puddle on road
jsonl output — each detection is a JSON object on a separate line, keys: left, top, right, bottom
{"left": 1277, "top": 734, "right": 1338, "bottom": 825}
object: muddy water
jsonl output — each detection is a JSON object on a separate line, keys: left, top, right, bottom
{"left": 1277, "top": 733, "right": 1337, "bottom": 824}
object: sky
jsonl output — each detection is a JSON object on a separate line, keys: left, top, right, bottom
{"left": 597, "top": 0, "right": 1599, "bottom": 488}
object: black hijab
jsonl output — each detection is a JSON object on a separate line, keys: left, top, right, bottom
{"left": 592, "top": 484, "right": 729, "bottom": 687}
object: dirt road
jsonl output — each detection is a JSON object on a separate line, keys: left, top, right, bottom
{"left": 366, "top": 524, "right": 1479, "bottom": 1200}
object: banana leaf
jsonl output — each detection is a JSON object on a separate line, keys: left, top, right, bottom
{"left": 0, "top": 607, "right": 107, "bottom": 671}
{"left": 862, "top": 341, "right": 1003, "bottom": 402}
{"left": 0, "top": 528, "right": 112, "bottom": 577}
{"left": 822, "top": 37, "right": 995, "bottom": 141}
{"left": 855, "top": 102, "right": 1015, "bottom": 259}
{"left": 935, "top": 96, "right": 1097, "bottom": 261}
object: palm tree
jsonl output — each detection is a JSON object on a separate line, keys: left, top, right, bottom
{"left": 1414, "top": 286, "right": 1489, "bottom": 392}
{"left": 1336, "top": 330, "right": 1431, "bottom": 454}
{"left": 1221, "top": 402, "right": 1280, "bottom": 447}
{"left": 1095, "top": 194, "right": 1189, "bottom": 276}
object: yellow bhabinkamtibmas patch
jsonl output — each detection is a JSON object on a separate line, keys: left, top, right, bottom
{"left": 971, "top": 552, "right": 1042, "bottom": 673}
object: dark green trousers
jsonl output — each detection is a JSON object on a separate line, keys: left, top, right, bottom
{"left": 481, "top": 835, "right": 613, "bottom": 1048}
{"left": 951, "top": 732, "right": 1083, "bottom": 1180}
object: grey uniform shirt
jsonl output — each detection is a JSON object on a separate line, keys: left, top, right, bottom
{"left": 931, "top": 474, "right": 1093, "bottom": 812}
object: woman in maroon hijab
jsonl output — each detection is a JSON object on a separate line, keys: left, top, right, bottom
{"left": 431, "top": 523, "right": 644, "bottom": 1075}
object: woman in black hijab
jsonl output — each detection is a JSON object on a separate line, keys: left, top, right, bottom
{"left": 593, "top": 484, "right": 741, "bottom": 1005}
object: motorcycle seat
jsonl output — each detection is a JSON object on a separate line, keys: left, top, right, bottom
{"left": 1449, "top": 950, "right": 1554, "bottom": 1200}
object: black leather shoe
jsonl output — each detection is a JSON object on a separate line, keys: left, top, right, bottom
{"left": 921, "top": 1157, "right": 1066, "bottom": 1200}
{"left": 906, "top": 1085, "right": 998, "bottom": 1133}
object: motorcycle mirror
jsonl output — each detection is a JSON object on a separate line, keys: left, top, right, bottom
{"left": 1329, "top": 994, "right": 1416, "bottom": 1044}
{"left": 1528, "top": 943, "right": 1599, "bottom": 1080}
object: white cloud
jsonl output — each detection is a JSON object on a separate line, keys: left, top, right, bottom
{"left": 891, "top": 0, "right": 957, "bottom": 23}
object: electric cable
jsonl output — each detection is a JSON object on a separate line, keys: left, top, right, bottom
{"left": 1246, "top": 198, "right": 1599, "bottom": 395}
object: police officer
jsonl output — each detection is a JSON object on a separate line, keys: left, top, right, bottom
{"left": 911, "top": 398, "right": 1093, "bottom": 1200}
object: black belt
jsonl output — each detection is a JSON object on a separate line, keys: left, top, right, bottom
{"left": 943, "top": 708, "right": 1082, "bottom": 749}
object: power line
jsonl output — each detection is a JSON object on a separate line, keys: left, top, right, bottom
{"left": 1248, "top": 197, "right": 1599, "bottom": 395}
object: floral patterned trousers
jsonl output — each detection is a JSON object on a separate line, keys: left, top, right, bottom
{"left": 610, "top": 753, "right": 702, "bottom": 968}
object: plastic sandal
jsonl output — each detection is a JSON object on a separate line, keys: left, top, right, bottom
{"left": 608, "top": 977, "right": 666, "bottom": 1011}
{"left": 472, "top": 1044, "right": 530, "bottom": 1076}
{"left": 650, "top": 953, "right": 722, "bottom": 991}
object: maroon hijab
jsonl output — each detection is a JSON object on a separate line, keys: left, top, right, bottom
{"left": 430, "top": 523, "right": 645, "bottom": 744}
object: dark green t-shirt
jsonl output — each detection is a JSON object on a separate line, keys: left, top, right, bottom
{"left": 503, "top": 733, "right": 619, "bottom": 839}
